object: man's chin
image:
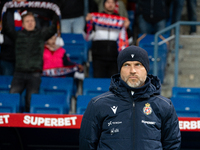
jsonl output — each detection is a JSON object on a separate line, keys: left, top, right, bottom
{"left": 127, "top": 81, "right": 139, "bottom": 88}
{"left": 107, "top": 9, "right": 114, "bottom": 13}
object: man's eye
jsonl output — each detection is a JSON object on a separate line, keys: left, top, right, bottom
{"left": 136, "top": 63, "right": 142, "bottom": 66}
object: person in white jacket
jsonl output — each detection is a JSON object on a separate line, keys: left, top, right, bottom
{"left": 85, "top": 0, "right": 131, "bottom": 78}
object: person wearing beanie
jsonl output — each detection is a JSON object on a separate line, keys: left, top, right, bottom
{"left": 95, "top": 0, "right": 128, "bottom": 18}
{"left": 117, "top": 45, "right": 149, "bottom": 88}
{"left": 80, "top": 45, "right": 181, "bottom": 150}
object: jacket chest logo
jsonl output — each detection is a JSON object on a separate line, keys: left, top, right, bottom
{"left": 111, "top": 106, "right": 118, "bottom": 114}
{"left": 143, "top": 103, "right": 152, "bottom": 115}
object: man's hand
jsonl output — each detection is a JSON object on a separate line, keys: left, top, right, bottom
{"left": 124, "top": 18, "right": 130, "bottom": 29}
{"left": 78, "top": 64, "right": 84, "bottom": 72}
{"left": 85, "top": 13, "right": 93, "bottom": 22}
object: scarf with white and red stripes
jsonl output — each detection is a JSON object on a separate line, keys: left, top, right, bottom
{"left": 86, "top": 12, "right": 128, "bottom": 52}
{"left": 1, "top": 1, "right": 61, "bottom": 34}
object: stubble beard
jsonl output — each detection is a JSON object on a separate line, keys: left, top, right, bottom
{"left": 126, "top": 75, "right": 147, "bottom": 88}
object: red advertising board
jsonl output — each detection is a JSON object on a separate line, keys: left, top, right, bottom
{"left": 178, "top": 117, "right": 200, "bottom": 132}
{"left": 0, "top": 113, "right": 83, "bottom": 129}
{"left": 0, "top": 113, "right": 200, "bottom": 132}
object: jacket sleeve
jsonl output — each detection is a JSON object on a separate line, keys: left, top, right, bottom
{"left": 161, "top": 102, "right": 181, "bottom": 150}
{"left": 42, "top": 14, "right": 58, "bottom": 41}
{"left": 62, "top": 54, "right": 76, "bottom": 66}
{"left": 79, "top": 100, "right": 101, "bottom": 150}
{"left": 1, "top": 34, "right": 14, "bottom": 45}
{"left": 2, "top": 10, "right": 17, "bottom": 41}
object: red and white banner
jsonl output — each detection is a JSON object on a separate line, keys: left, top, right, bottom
{"left": 42, "top": 66, "right": 78, "bottom": 77}
{"left": 1, "top": 1, "right": 61, "bottom": 34}
{"left": 0, "top": 113, "right": 200, "bottom": 132}
{"left": 90, "top": 12, "right": 125, "bottom": 29}
{"left": 0, "top": 113, "right": 82, "bottom": 129}
{"left": 86, "top": 12, "right": 129, "bottom": 51}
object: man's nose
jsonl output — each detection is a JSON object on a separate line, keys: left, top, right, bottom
{"left": 130, "top": 66, "right": 136, "bottom": 73}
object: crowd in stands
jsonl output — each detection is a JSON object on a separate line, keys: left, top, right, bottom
{"left": 0, "top": 0, "right": 198, "bottom": 113}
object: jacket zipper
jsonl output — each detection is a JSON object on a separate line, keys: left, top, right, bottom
{"left": 132, "top": 100, "right": 135, "bottom": 150}
{"left": 131, "top": 91, "right": 136, "bottom": 150}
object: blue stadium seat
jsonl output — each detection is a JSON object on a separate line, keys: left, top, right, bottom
{"left": 61, "top": 33, "right": 89, "bottom": 64}
{"left": 30, "top": 94, "right": 69, "bottom": 114}
{"left": 83, "top": 78, "right": 111, "bottom": 95}
{"left": 172, "top": 87, "right": 200, "bottom": 99}
{"left": 76, "top": 95, "right": 98, "bottom": 114}
{"left": 138, "top": 34, "right": 168, "bottom": 83}
{"left": 0, "top": 93, "right": 20, "bottom": 113}
{"left": 40, "top": 77, "right": 74, "bottom": 107}
{"left": 0, "top": 76, "right": 27, "bottom": 113}
{"left": 171, "top": 97, "right": 200, "bottom": 117}
{"left": 0, "top": 75, "right": 13, "bottom": 93}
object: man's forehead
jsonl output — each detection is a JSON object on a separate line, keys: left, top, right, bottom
{"left": 123, "top": 61, "right": 142, "bottom": 64}
{"left": 24, "top": 15, "right": 35, "bottom": 20}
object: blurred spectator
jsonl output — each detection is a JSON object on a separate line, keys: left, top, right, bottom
{"left": 172, "top": 0, "right": 197, "bottom": 35}
{"left": 0, "top": 0, "right": 59, "bottom": 75}
{"left": 85, "top": 0, "right": 131, "bottom": 78}
{"left": 137, "top": 0, "right": 172, "bottom": 34}
{"left": 43, "top": 35, "right": 85, "bottom": 80}
{"left": 0, "top": 0, "right": 26, "bottom": 76}
{"left": 58, "top": 0, "right": 98, "bottom": 34}
{"left": 3, "top": 11, "right": 58, "bottom": 112}
{"left": 0, "top": 0, "right": 8, "bottom": 20}
{"left": 95, "top": 0, "right": 128, "bottom": 17}
{"left": 121, "top": 0, "right": 127, "bottom": 6}
{"left": 27, "top": 0, "right": 58, "bottom": 29}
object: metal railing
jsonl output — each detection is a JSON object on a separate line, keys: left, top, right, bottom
{"left": 153, "top": 21, "right": 200, "bottom": 87}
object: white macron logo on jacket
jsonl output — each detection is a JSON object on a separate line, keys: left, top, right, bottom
{"left": 111, "top": 106, "right": 118, "bottom": 114}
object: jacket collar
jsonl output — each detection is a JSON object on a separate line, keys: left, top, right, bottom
{"left": 109, "top": 73, "right": 161, "bottom": 101}
{"left": 22, "top": 28, "right": 37, "bottom": 33}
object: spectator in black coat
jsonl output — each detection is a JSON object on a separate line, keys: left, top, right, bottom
{"left": 137, "top": 0, "right": 172, "bottom": 34}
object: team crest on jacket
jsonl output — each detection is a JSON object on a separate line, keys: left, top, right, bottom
{"left": 143, "top": 103, "right": 152, "bottom": 115}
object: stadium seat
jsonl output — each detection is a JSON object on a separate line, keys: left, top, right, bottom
{"left": 76, "top": 95, "right": 98, "bottom": 114}
{"left": 83, "top": 78, "right": 111, "bottom": 95}
{"left": 61, "top": 33, "right": 89, "bottom": 64}
{"left": 171, "top": 97, "right": 200, "bottom": 117}
{"left": 40, "top": 77, "right": 74, "bottom": 107}
{"left": 0, "top": 75, "right": 13, "bottom": 93}
{"left": 172, "top": 87, "right": 200, "bottom": 99}
{"left": 0, "top": 93, "right": 20, "bottom": 113}
{"left": 30, "top": 94, "right": 69, "bottom": 114}
{"left": 0, "top": 76, "right": 27, "bottom": 113}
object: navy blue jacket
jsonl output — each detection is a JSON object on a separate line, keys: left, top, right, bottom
{"left": 79, "top": 74, "right": 181, "bottom": 150}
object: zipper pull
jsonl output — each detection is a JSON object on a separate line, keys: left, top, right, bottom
{"left": 133, "top": 102, "right": 135, "bottom": 107}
